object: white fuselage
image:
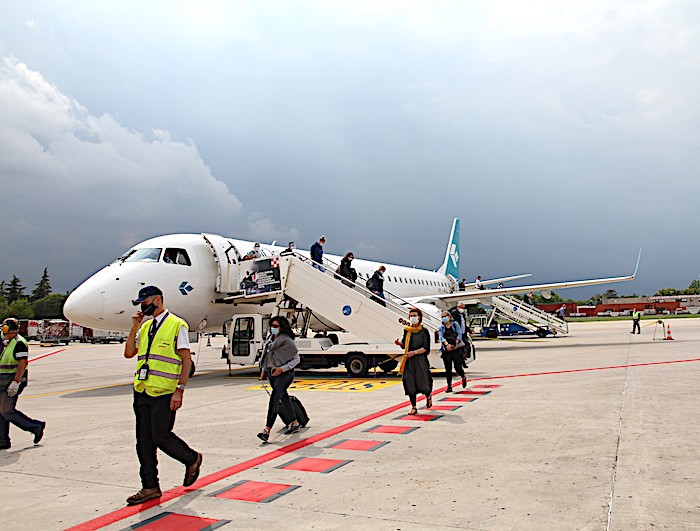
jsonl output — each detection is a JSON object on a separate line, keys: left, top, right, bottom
{"left": 64, "top": 234, "right": 456, "bottom": 333}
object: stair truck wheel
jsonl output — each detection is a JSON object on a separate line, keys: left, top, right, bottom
{"left": 380, "top": 358, "right": 399, "bottom": 373}
{"left": 346, "top": 353, "right": 369, "bottom": 377}
{"left": 485, "top": 328, "right": 498, "bottom": 339}
{"left": 536, "top": 328, "right": 547, "bottom": 338}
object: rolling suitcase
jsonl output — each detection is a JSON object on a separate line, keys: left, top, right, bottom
{"left": 278, "top": 395, "right": 310, "bottom": 428}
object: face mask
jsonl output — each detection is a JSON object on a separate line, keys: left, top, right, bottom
{"left": 270, "top": 327, "right": 279, "bottom": 336}
{"left": 442, "top": 316, "right": 450, "bottom": 323}
{"left": 409, "top": 316, "right": 420, "bottom": 325}
{"left": 141, "top": 303, "right": 157, "bottom": 316}
{"left": 458, "top": 308, "right": 465, "bottom": 314}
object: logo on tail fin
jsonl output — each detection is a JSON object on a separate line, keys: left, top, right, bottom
{"left": 438, "top": 218, "right": 460, "bottom": 280}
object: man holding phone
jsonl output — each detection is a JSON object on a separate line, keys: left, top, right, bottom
{"left": 123, "top": 286, "right": 202, "bottom": 505}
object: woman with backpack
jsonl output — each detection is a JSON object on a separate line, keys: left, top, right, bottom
{"left": 257, "top": 316, "right": 301, "bottom": 443}
{"left": 438, "top": 311, "right": 467, "bottom": 393}
{"left": 338, "top": 252, "right": 358, "bottom": 287}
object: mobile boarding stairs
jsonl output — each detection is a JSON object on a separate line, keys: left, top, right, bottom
{"left": 485, "top": 295, "right": 569, "bottom": 337}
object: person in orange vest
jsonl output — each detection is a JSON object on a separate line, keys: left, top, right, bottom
{"left": 123, "top": 286, "right": 202, "bottom": 505}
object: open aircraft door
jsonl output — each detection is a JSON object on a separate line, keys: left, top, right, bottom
{"left": 228, "top": 314, "right": 264, "bottom": 365}
{"left": 202, "top": 233, "right": 241, "bottom": 294}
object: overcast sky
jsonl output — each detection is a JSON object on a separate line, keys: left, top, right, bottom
{"left": 1, "top": 1, "right": 698, "bottom": 299}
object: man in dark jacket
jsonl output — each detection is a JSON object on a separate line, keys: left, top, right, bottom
{"left": 310, "top": 236, "right": 325, "bottom": 271}
{"left": 369, "top": 266, "right": 386, "bottom": 306}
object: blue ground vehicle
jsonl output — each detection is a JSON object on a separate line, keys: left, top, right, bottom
{"left": 480, "top": 322, "right": 553, "bottom": 339}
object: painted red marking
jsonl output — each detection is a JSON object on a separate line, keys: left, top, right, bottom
{"left": 328, "top": 439, "right": 388, "bottom": 451}
{"left": 66, "top": 397, "right": 418, "bottom": 531}
{"left": 129, "top": 512, "right": 222, "bottom": 530}
{"left": 395, "top": 413, "right": 442, "bottom": 421}
{"left": 429, "top": 405, "right": 461, "bottom": 411}
{"left": 440, "top": 397, "right": 477, "bottom": 402}
{"left": 365, "top": 425, "right": 419, "bottom": 435}
{"left": 471, "top": 384, "right": 501, "bottom": 388}
{"left": 457, "top": 390, "right": 491, "bottom": 395}
{"left": 277, "top": 457, "right": 351, "bottom": 473}
{"left": 212, "top": 480, "right": 298, "bottom": 503}
{"left": 468, "top": 358, "right": 700, "bottom": 382}
{"left": 29, "top": 348, "right": 65, "bottom": 363}
{"left": 69, "top": 356, "right": 700, "bottom": 530}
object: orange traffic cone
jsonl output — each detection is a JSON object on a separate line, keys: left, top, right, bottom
{"left": 664, "top": 323, "right": 674, "bottom": 341}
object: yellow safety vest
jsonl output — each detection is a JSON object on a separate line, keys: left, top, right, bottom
{"left": 0, "top": 335, "right": 28, "bottom": 376}
{"left": 134, "top": 313, "right": 188, "bottom": 396}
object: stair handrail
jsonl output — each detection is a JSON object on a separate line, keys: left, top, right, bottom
{"left": 288, "top": 252, "right": 442, "bottom": 332}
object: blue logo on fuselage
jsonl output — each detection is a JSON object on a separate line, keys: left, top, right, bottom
{"left": 179, "top": 281, "right": 194, "bottom": 295}
{"left": 342, "top": 305, "right": 352, "bottom": 316}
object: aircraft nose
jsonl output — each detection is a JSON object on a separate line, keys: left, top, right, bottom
{"left": 64, "top": 287, "right": 105, "bottom": 328}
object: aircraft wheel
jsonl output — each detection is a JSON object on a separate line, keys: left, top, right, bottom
{"left": 346, "top": 353, "right": 369, "bottom": 377}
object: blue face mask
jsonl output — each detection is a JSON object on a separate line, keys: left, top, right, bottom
{"left": 270, "top": 327, "right": 279, "bottom": 336}
{"left": 442, "top": 316, "right": 450, "bottom": 323}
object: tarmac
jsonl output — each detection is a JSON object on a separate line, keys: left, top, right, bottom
{"left": 1, "top": 319, "right": 699, "bottom": 530}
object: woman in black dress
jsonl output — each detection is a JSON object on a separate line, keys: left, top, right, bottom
{"left": 395, "top": 307, "right": 432, "bottom": 415}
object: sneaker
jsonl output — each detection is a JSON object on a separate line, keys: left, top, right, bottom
{"left": 183, "top": 452, "right": 202, "bottom": 487}
{"left": 284, "top": 423, "right": 300, "bottom": 435}
{"left": 126, "top": 487, "right": 162, "bottom": 505}
{"left": 462, "top": 377, "right": 467, "bottom": 388}
{"left": 445, "top": 387, "right": 453, "bottom": 393}
{"left": 34, "top": 421, "right": 46, "bottom": 445}
{"left": 257, "top": 429, "right": 270, "bottom": 443}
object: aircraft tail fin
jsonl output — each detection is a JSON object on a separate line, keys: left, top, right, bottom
{"left": 437, "top": 218, "right": 460, "bottom": 280}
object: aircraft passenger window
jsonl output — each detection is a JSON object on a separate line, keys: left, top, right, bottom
{"left": 124, "top": 248, "right": 161, "bottom": 262}
{"left": 164, "top": 248, "right": 192, "bottom": 266}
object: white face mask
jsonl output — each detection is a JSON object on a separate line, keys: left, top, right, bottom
{"left": 409, "top": 316, "right": 420, "bottom": 325}
{"left": 458, "top": 308, "right": 464, "bottom": 313}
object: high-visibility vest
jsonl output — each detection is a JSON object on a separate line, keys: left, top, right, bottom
{"left": 633, "top": 311, "right": 640, "bottom": 320}
{"left": 134, "top": 314, "right": 188, "bottom": 396}
{"left": 0, "top": 334, "right": 28, "bottom": 376}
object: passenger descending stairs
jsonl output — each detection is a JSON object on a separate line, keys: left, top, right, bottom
{"left": 490, "top": 294, "right": 569, "bottom": 335}
{"left": 281, "top": 255, "right": 440, "bottom": 344}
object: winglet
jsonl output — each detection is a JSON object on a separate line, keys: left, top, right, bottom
{"left": 632, "top": 248, "right": 642, "bottom": 278}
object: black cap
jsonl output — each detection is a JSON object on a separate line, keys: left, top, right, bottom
{"left": 132, "top": 285, "right": 163, "bottom": 305}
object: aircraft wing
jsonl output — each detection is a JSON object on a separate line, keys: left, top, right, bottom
{"left": 460, "top": 273, "right": 532, "bottom": 289}
{"left": 406, "top": 251, "right": 641, "bottom": 306}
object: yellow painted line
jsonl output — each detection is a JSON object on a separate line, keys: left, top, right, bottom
{"left": 24, "top": 381, "right": 132, "bottom": 399}
{"left": 246, "top": 378, "right": 401, "bottom": 392}
{"left": 23, "top": 369, "right": 233, "bottom": 399}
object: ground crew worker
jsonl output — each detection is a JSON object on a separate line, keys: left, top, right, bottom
{"left": 631, "top": 309, "right": 641, "bottom": 334}
{"left": 124, "top": 286, "right": 202, "bottom": 505}
{"left": 0, "top": 317, "right": 45, "bottom": 449}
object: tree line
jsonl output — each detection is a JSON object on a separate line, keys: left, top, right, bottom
{"left": 0, "top": 268, "right": 68, "bottom": 321}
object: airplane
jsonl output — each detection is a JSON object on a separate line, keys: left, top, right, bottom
{"left": 64, "top": 218, "right": 640, "bottom": 340}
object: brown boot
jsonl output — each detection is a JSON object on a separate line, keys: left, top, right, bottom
{"left": 126, "top": 487, "right": 162, "bottom": 506}
{"left": 183, "top": 452, "right": 202, "bottom": 487}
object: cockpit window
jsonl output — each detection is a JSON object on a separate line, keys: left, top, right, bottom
{"left": 123, "top": 248, "right": 162, "bottom": 262}
{"left": 163, "top": 248, "right": 192, "bottom": 266}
